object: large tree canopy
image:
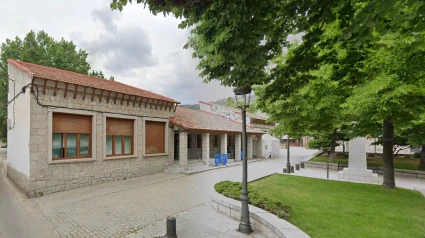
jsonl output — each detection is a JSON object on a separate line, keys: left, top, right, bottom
{"left": 111, "top": 0, "right": 424, "bottom": 86}
{"left": 111, "top": 0, "right": 425, "bottom": 188}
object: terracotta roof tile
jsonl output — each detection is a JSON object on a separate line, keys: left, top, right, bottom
{"left": 170, "top": 106, "right": 264, "bottom": 134}
{"left": 8, "top": 59, "right": 179, "bottom": 103}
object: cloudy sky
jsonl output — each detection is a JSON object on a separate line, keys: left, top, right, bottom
{"left": 0, "top": 0, "right": 236, "bottom": 104}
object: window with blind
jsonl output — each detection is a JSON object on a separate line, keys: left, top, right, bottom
{"left": 52, "top": 113, "right": 92, "bottom": 160}
{"left": 145, "top": 121, "right": 166, "bottom": 154}
{"left": 106, "top": 118, "right": 134, "bottom": 156}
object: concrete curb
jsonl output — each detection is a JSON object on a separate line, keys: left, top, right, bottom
{"left": 304, "top": 160, "right": 425, "bottom": 180}
{"left": 301, "top": 150, "right": 322, "bottom": 162}
{"left": 181, "top": 159, "right": 264, "bottom": 175}
{"left": 210, "top": 193, "right": 310, "bottom": 238}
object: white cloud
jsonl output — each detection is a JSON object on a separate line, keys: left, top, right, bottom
{"left": 0, "top": 0, "right": 235, "bottom": 104}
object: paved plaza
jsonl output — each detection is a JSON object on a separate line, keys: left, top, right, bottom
{"left": 30, "top": 150, "right": 311, "bottom": 238}
{"left": 1, "top": 147, "right": 423, "bottom": 237}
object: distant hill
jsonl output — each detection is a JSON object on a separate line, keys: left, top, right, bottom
{"left": 180, "top": 104, "right": 200, "bottom": 110}
{"left": 180, "top": 95, "right": 257, "bottom": 110}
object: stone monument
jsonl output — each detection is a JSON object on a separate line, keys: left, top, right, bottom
{"left": 338, "top": 137, "right": 378, "bottom": 183}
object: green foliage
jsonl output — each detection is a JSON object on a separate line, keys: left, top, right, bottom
{"left": 307, "top": 138, "right": 332, "bottom": 152}
{"left": 89, "top": 70, "right": 105, "bottom": 78}
{"left": 111, "top": 0, "right": 425, "bottom": 186}
{"left": 223, "top": 97, "right": 258, "bottom": 114}
{"left": 89, "top": 70, "right": 115, "bottom": 80}
{"left": 0, "top": 30, "right": 105, "bottom": 137}
{"left": 214, "top": 180, "right": 291, "bottom": 219}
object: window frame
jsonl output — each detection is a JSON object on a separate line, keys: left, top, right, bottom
{"left": 103, "top": 114, "right": 138, "bottom": 160}
{"left": 48, "top": 109, "right": 97, "bottom": 164}
{"left": 143, "top": 117, "right": 169, "bottom": 156}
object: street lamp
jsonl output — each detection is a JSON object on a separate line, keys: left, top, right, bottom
{"left": 287, "top": 135, "right": 291, "bottom": 174}
{"left": 234, "top": 86, "right": 253, "bottom": 234}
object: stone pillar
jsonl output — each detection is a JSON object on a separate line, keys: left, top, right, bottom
{"left": 220, "top": 134, "right": 227, "bottom": 154}
{"left": 202, "top": 133, "right": 210, "bottom": 164}
{"left": 235, "top": 134, "right": 241, "bottom": 160}
{"left": 179, "top": 132, "right": 188, "bottom": 171}
{"left": 247, "top": 135, "right": 253, "bottom": 159}
{"left": 338, "top": 137, "right": 378, "bottom": 183}
{"left": 256, "top": 136, "right": 263, "bottom": 158}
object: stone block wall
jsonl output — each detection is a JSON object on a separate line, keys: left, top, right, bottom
{"left": 24, "top": 85, "right": 175, "bottom": 197}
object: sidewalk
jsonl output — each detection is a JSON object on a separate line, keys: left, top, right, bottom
{"left": 129, "top": 204, "right": 266, "bottom": 238}
{"left": 0, "top": 148, "right": 57, "bottom": 238}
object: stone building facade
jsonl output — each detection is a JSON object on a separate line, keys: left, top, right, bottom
{"left": 6, "top": 60, "right": 179, "bottom": 197}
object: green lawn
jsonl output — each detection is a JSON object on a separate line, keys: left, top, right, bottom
{"left": 250, "top": 174, "right": 425, "bottom": 238}
{"left": 311, "top": 155, "right": 422, "bottom": 171}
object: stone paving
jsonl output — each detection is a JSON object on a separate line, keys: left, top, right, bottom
{"left": 31, "top": 148, "right": 425, "bottom": 238}
{"left": 32, "top": 154, "right": 309, "bottom": 238}
{"left": 129, "top": 205, "right": 267, "bottom": 238}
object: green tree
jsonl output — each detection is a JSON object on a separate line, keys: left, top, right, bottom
{"left": 89, "top": 70, "right": 115, "bottom": 80}
{"left": 0, "top": 30, "right": 104, "bottom": 137}
{"left": 401, "top": 114, "right": 425, "bottom": 170}
{"left": 257, "top": 6, "right": 425, "bottom": 188}
{"left": 223, "top": 97, "right": 258, "bottom": 114}
{"left": 110, "top": 1, "right": 425, "bottom": 188}
{"left": 89, "top": 70, "right": 105, "bottom": 78}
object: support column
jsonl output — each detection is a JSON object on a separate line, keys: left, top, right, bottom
{"left": 220, "top": 134, "right": 227, "bottom": 154}
{"left": 179, "top": 132, "right": 188, "bottom": 171}
{"left": 202, "top": 133, "right": 210, "bottom": 164}
{"left": 235, "top": 134, "right": 241, "bottom": 160}
{"left": 247, "top": 135, "right": 253, "bottom": 159}
{"left": 256, "top": 135, "right": 263, "bottom": 158}
{"left": 338, "top": 137, "right": 378, "bottom": 183}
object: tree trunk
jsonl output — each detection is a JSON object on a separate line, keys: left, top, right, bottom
{"left": 329, "top": 130, "right": 337, "bottom": 162}
{"left": 383, "top": 117, "right": 396, "bottom": 188}
{"left": 419, "top": 145, "right": 425, "bottom": 170}
{"left": 342, "top": 142, "right": 345, "bottom": 154}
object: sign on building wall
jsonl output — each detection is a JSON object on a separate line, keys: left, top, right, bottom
{"left": 199, "top": 102, "right": 251, "bottom": 124}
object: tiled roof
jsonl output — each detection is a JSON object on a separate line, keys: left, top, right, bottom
{"left": 8, "top": 59, "right": 179, "bottom": 103}
{"left": 170, "top": 106, "right": 265, "bottom": 134}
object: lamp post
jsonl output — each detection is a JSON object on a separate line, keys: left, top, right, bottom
{"left": 234, "top": 86, "right": 253, "bottom": 234}
{"left": 286, "top": 136, "right": 291, "bottom": 174}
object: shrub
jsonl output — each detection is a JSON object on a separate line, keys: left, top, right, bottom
{"left": 214, "top": 181, "right": 291, "bottom": 219}
{"left": 414, "top": 152, "right": 421, "bottom": 158}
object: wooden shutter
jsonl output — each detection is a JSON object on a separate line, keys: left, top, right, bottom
{"left": 145, "top": 121, "right": 166, "bottom": 154}
{"left": 53, "top": 113, "right": 91, "bottom": 134}
{"left": 106, "top": 118, "right": 134, "bottom": 136}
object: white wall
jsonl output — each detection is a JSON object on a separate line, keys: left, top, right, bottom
{"left": 262, "top": 134, "right": 280, "bottom": 158}
{"left": 199, "top": 102, "right": 251, "bottom": 125}
{"left": 7, "top": 63, "right": 32, "bottom": 176}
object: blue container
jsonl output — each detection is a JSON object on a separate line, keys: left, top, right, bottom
{"left": 214, "top": 154, "right": 221, "bottom": 166}
{"left": 240, "top": 151, "right": 244, "bottom": 160}
{"left": 221, "top": 154, "right": 228, "bottom": 166}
